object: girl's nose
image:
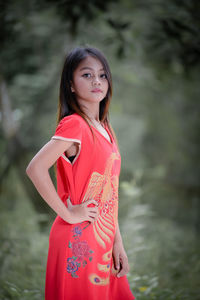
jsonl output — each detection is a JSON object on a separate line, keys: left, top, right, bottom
{"left": 92, "top": 75, "right": 101, "bottom": 85}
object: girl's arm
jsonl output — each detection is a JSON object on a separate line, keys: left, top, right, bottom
{"left": 112, "top": 219, "right": 130, "bottom": 278}
{"left": 114, "top": 220, "right": 123, "bottom": 244}
{"left": 26, "top": 139, "right": 98, "bottom": 224}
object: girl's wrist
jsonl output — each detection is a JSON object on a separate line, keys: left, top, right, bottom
{"left": 114, "top": 229, "right": 122, "bottom": 244}
{"left": 114, "top": 235, "right": 123, "bottom": 245}
{"left": 63, "top": 207, "right": 74, "bottom": 224}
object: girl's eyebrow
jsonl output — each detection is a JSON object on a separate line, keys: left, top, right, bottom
{"left": 79, "top": 67, "right": 104, "bottom": 72}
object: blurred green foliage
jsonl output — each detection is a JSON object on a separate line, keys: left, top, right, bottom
{"left": 0, "top": 0, "right": 200, "bottom": 299}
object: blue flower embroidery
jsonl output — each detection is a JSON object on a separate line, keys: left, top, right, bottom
{"left": 72, "top": 225, "right": 82, "bottom": 237}
{"left": 66, "top": 257, "right": 80, "bottom": 278}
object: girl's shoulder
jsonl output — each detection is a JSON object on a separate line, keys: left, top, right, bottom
{"left": 58, "top": 113, "right": 86, "bottom": 128}
{"left": 61, "top": 113, "right": 85, "bottom": 124}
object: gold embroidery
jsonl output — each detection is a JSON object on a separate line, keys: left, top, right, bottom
{"left": 100, "top": 216, "right": 115, "bottom": 230}
{"left": 97, "top": 219, "right": 114, "bottom": 237}
{"left": 88, "top": 249, "right": 112, "bottom": 285}
{"left": 95, "top": 221, "right": 111, "bottom": 243}
{"left": 102, "top": 215, "right": 114, "bottom": 226}
{"left": 104, "top": 213, "right": 113, "bottom": 221}
{"left": 89, "top": 274, "right": 109, "bottom": 285}
{"left": 102, "top": 249, "right": 112, "bottom": 262}
{"left": 85, "top": 151, "right": 120, "bottom": 286}
{"left": 98, "top": 263, "right": 110, "bottom": 272}
{"left": 93, "top": 224, "right": 106, "bottom": 249}
{"left": 82, "top": 152, "right": 120, "bottom": 248}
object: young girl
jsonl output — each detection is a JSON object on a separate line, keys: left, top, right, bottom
{"left": 26, "top": 46, "right": 135, "bottom": 300}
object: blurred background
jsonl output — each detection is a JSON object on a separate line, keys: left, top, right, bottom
{"left": 0, "top": 0, "right": 200, "bottom": 299}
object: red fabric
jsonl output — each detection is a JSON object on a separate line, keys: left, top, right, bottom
{"left": 45, "top": 113, "right": 135, "bottom": 300}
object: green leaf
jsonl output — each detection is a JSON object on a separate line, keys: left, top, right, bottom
{"left": 83, "top": 260, "right": 87, "bottom": 267}
{"left": 71, "top": 272, "right": 78, "bottom": 278}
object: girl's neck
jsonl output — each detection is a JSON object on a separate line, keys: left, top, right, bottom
{"left": 80, "top": 103, "right": 100, "bottom": 122}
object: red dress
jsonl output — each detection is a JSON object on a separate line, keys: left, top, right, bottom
{"left": 45, "top": 113, "right": 135, "bottom": 300}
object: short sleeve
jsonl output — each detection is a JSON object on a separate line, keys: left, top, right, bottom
{"left": 51, "top": 115, "right": 82, "bottom": 163}
{"left": 52, "top": 115, "right": 82, "bottom": 143}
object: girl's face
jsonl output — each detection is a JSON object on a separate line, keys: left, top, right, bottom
{"left": 70, "top": 56, "right": 109, "bottom": 106}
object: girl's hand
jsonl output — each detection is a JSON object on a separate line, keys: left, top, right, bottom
{"left": 67, "top": 197, "right": 99, "bottom": 224}
{"left": 112, "top": 241, "right": 130, "bottom": 278}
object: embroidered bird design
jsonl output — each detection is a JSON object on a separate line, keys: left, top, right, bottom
{"left": 82, "top": 152, "right": 120, "bottom": 248}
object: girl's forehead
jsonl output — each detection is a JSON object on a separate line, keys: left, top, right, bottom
{"left": 77, "top": 56, "right": 104, "bottom": 70}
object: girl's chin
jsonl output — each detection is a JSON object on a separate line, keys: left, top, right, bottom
{"left": 78, "top": 97, "right": 105, "bottom": 104}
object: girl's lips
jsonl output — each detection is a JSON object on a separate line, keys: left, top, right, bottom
{"left": 91, "top": 89, "right": 102, "bottom": 93}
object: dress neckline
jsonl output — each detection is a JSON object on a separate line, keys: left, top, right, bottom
{"left": 73, "top": 113, "right": 114, "bottom": 146}
{"left": 90, "top": 123, "right": 113, "bottom": 146}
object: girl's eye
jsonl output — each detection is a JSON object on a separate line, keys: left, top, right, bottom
{"left": 100, "top": 73, "right": 107, "bottom": 79}
{"left": 82, "top": 73, "right": 107, "bottom": 79}
{"left": 82, "top": 73, "right": 91, "bottom": 78}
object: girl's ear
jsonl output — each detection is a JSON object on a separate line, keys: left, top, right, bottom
{"left": 70, "top": 80, "right": 75, "bottom": 92}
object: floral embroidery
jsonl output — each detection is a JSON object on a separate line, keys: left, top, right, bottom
{"left": 67, "top": 258, "right": 79, "bottom": 276}
{"left": 66, "top": 224, "right": 93, "bottom": 278}
{"left": 72, "top": 240, "right": 91, "bottom": 262}
{"left": 72, "top": 224, "right": 82, "bottom": 237}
